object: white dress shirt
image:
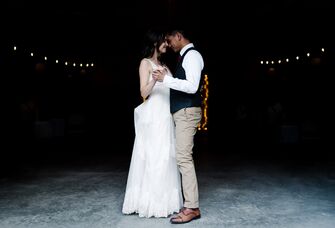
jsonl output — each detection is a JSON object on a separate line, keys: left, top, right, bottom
{"left": 163, "top": 43, "right": 204, "bottom": 94}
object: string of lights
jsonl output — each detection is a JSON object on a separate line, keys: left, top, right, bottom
{"left": 11, "top": 45, "right": 96, "bottom": 69}
{"left": 198, "top": 74, "right": 209, "bottom": 131}
{"left": 259, "top": 48, "right": 326, "bottom": 65}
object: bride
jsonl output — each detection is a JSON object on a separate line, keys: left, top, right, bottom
{"left": 122, "top": 29, "right": 183, "bottom": 218}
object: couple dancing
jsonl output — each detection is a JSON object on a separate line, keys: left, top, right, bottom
{"left": 122, "top": 28, "right": 204, "bottom": 224}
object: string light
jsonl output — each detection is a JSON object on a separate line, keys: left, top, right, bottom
{"left": 259, "top": 48, "right": 326, "bottom": 65}
{"left": 11, "top": 45, "right": 96, "bottom": 69}
{"left": 198, "top": 74, "right": 209, "bottom": 131}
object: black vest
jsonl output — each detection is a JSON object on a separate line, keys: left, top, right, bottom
{"left": 170, "top": 47, "right": 202, "bottom": 114}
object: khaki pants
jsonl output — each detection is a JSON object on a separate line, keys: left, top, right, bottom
{"left": 173, "top": 107, "right": 202, "bottom": 208}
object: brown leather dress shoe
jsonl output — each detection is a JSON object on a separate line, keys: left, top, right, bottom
{"left": 170, "top": 208, "right": 201, "bottom": 224}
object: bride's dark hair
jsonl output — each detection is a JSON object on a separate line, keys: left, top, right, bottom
{"left": 141, "top": 29, "right": 166, "bottom": 59}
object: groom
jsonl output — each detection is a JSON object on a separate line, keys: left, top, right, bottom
{"left": 153, "top": 28, "right": 204, "bottom": 224}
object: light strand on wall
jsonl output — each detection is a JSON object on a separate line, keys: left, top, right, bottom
{"left": 259, "top": 48, "right": 325, "bottom": 65}
{"left": 198, "top": 74, "right": 209, "bottom": 131}
{"left": 12, "top": 45, "right": 95, "bottom": 69}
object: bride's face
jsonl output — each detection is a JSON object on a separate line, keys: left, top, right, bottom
{"left": 158, "top": 40, "right": 168, "bottom": 54}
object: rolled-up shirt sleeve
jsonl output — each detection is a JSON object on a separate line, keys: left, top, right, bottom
{"left": 162, "top": 50, "right": 204, "bottom": 94}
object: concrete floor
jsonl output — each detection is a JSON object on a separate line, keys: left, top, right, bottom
{"left": 1, "top": 150, "right": 335, "bottom": 228}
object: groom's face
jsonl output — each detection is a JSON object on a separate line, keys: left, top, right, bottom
{"left": 165, "top": 33, "right": 181, "bottom": 52}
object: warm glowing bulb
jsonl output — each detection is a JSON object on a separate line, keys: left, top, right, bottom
{"left": 65, "top": 62, "right": 68, "bottom": 65}
{"left": 198, "top": 74, "right": 209, "bottom": 131}
{"left": 307, "top": 53, "right": 310, "bottom": 57}
{"left": 296, "top": 56, "right": 299, "bottom": 60}
{"left": 260, "top": 61, "right": 264, "bottom": 64}
{"left": 13, "top": 46, "right": 17, "bottom": 51}
{"left": 286, "top": 58, "right": 289, "bottom": 62}
{"left": 56, "top": 60, "right": 59, "bottom": 63}
{"left": 30, "top": 53, "right": 34, "bottom": 57}
{"left": 44, "top": 56, "right": 47, "bottom": 60}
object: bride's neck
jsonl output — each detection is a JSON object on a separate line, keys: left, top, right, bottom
{"left": 150, "top": 57, "right": 161, "bottom": 66}
{"left": 150, "top": 51, "right": 162, "bottom": 65}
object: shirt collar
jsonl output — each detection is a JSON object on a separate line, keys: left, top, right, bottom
{"left": 180, "top": 43, "right": 194, "bottom": 57}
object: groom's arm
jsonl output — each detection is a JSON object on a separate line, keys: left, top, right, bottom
{"left": 163, "top": 51, "right": 204, "bottom": 94}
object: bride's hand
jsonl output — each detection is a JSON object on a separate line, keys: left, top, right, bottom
{"left": 152, "top": 70, "right": 160, "bottom": 81}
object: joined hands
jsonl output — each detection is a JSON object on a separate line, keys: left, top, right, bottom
{"left": 152, "top": 66, "right": 167, "bottom": 82}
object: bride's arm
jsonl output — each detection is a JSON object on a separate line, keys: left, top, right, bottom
{"left": 139, "top": 59, "right": 156, "bottom": 100}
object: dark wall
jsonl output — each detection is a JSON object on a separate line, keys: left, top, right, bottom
{"left": 2, "top": 1, "right": 335, "bottom": 167}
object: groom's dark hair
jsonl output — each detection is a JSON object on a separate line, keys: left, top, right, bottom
{"left": 167, "top": 29, "right": 191, "bottom": 40}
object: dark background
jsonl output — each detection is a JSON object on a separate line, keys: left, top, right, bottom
{"left": 1, "top": 0, "right": 335, "bottom": 170}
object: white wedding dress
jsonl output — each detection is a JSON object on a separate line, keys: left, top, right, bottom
{"left": 122, "top": 59, "right": 183, "bottom": 218}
